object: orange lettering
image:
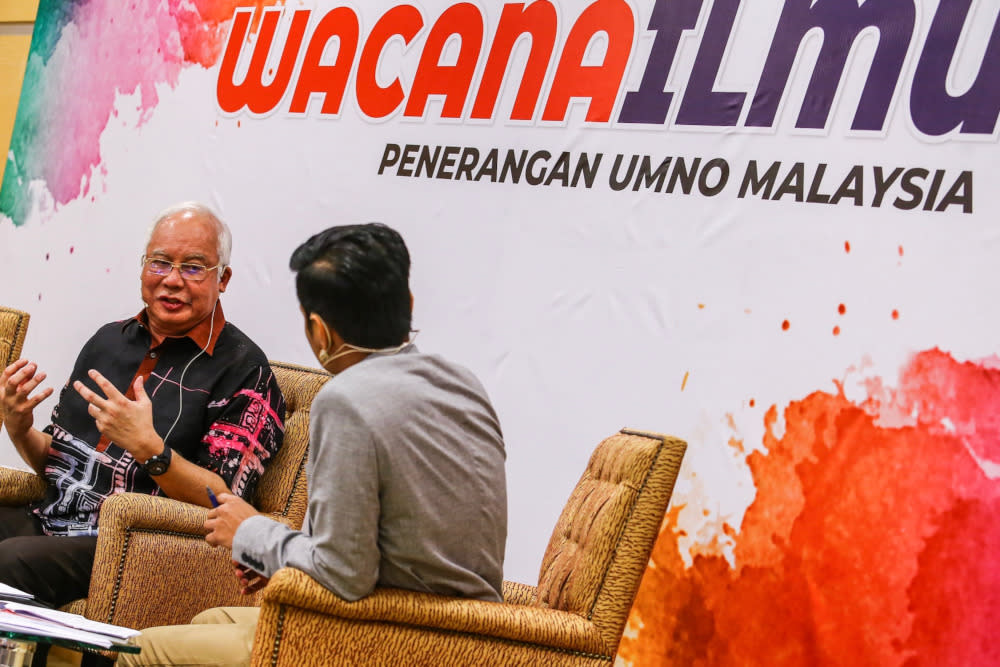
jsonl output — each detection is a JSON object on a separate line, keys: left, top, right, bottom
{"left": 289, "top": 8, "right": 360, "bottom": 115}
{"left": 471, "top": 2, "right": 558, "bottom": 121}
{"left": 542, "top": 0, "right": 634, "bottom": 122}
{"left": 217, "top": 8, "right": 311, "bottom": 115}
{"left": 356, "top": 5, "right": 424, "bottom": 119}
{"left": 404, "top": 3, "right": 484, "bottom": 118}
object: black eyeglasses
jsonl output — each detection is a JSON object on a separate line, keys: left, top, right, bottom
{"left": 142, "top": 256, "right": 222, "bottom": 282}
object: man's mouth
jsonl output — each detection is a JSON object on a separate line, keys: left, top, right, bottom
{"left": 158, "top": 296, "right": 188, "bottom": 311}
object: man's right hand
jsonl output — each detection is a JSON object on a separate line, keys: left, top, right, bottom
{"left": 0, "top": 359, "right": 53, "bottom": 440}
{"left": 232, "top": 561, "right": 269, "bottom": 595}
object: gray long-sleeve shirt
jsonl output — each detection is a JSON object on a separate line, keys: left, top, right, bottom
{"left": 232, "top": 345, "right": 507, "bottom": 602}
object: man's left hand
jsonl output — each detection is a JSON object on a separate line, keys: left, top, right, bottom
{"left": 74, "top": 371, "right": 161, "bottom": 458}
{"left": 205, "top": 493, "right": 259, "bottom": 549}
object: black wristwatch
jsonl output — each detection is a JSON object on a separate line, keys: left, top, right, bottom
{"left": 141, "top": 445, "right": 173, "bottom": 476}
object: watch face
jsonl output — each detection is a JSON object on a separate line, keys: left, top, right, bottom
{"left": 145, "top": 459, "right": 170, "bottom": 476}
{"left": 143, "top": 446, "right": 172, "bottom": 476}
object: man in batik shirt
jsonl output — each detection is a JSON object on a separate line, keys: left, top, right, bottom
{"left": 0, "top": 202, "right": 285, "bottom": 611}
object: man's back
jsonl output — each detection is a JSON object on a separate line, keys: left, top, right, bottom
{"left": 238, "top": 344, "right": 507, "bottom": 602}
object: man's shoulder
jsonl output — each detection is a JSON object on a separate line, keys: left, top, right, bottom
{"left": 337, "top": 349, "right": 491, "bottom": 407}
{"left": 216, "top": 321, "right": 271, "bottom": 367}
{"left": 77, "top": 318, "right": 136, "bottom": 352}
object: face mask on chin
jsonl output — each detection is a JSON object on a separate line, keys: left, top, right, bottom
{"left": 315, "top": 320, "right": 417, "bottom": 374}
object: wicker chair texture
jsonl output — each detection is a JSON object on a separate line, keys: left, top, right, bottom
{"left": 251, "top": 428, "right": 687, "bottom": 667}
{"left": 0, "top": 306, "right": 30, "bottom": 434}
{"left": 0, "top": 359, "right": 330, "bottom": 631}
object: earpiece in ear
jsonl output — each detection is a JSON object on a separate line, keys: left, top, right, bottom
{"left": 317, "top": 349, "right": 330, "bottom": 365}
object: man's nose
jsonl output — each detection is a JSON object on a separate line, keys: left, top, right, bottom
{"left": 162, "top": 266, "right": 186, "bottom": 285}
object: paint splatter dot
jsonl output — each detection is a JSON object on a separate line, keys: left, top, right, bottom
{"left": 845, "top": 241, "right": 851, "bottom": 253}
{"left": 681, "top": 371, "right": 690, "bottom": 391}
{"left": 749, "top": 399, "right": 756, "bottom": 408}
{"left": 37, "top": 294, "right": 42, "bottom": 301}
{"left": 892, "top": 309, "right": 900, "bottom": 320}
{"left": 745, "top": 308, "right": 752, "bottom": 315}
{"left": 782, "top": 320, "right": 790, "bottom": 331}
{"left": 833, "top": 326, "right": 841, "bottom": 336}
{"left": 45, "top": 253, "right": 49, "bottom": 261}
{"left": 237, "top": 120, "right": 241, "bottom": 128}
{"left": 69, "top": 246, "right": 74, "bottom": 254}
{"left": 838, "top": 304, "right": 846, "bottom": 315}
{"left": 698, "top": 304, "right": 706, "bottom": 310}
{"left": 898, "top": 245, "right": 904, "bottom": 257}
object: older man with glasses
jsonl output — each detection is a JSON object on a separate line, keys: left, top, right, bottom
{"left": 0, "top": 203, "right": 286, "bottom": 657}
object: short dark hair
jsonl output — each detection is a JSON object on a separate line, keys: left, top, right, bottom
{"left": 289, "top": 223, "right": 411, "bottom": 348}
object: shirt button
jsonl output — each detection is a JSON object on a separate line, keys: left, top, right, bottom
{"left": 150, "top": 352, "right": 158, "bottom": 359}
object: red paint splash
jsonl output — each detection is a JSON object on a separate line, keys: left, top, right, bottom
{"left": 838, "top": 303, "right": 846, "bottom": 315}
{"left": 845, "top": 241, "right": 851, "bottom": 253}
{"left": 833, "top": 325, "right": 841, "bottom": 336}
{"left": 782, "top": 320, "right": 790, "bottom": 331}
{"left": 619, "top": 349, "right": 1000, "bottom": 666}
{"left": 893, "top": 309, "right": 900, "bottom": 320}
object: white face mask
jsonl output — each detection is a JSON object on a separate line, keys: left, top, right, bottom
{"left": 315, "top": 320, "right": 416, "bottom": 373}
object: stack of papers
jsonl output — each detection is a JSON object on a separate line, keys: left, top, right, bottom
{"left": 0, "top": 600, "right": 140, "bottom": 649}
{"left": 0, "top": 584, "right": 33, "bottom": 601}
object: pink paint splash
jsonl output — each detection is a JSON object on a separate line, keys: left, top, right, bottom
{"left": 10, "top": 1, "right": 283, "bottom": 218}
{"left": 618, "top": 349, "right": 1000, "bottom": 666}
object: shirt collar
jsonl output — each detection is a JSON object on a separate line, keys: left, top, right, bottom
{"left": 130, "top": 302, "right": 227, "bottom": 355}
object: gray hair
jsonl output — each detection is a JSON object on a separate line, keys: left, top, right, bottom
{"left": 146, "top": 201, "right": 232, "bottom": 266}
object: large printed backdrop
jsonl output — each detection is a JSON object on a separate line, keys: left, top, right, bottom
{"left": 1, "top": 1, "right": 998, "bottom": 664}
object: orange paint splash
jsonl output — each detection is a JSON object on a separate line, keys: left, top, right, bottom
{"left": 781, "top": 320, "right": 790, "bottom": 331}
{"left": 892, "top": 309, "right": 900, "bottom": 320}
{"left": 681, "top": 372, "right": 690, "bottom": 391}
{"left": 838, "top": 304, "right": 846, "bottom": 315}
{"left": 618, "top": 349, "right": 1000, "bottom": 666}
{"left": 833, "top": 325, "right": 841, "bottom": 336}
{"left": 844, "top": 241, "right": 851, "bottom": 253}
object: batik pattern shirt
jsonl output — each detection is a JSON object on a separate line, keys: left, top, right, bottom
{"left": 31, "top": 314, "right": 285, "bottom": 536}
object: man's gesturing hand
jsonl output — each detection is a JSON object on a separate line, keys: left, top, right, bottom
{"left": 205, "top": 493, "right": 259, "bottom": 549}
{"left": 73, "top": 370, "right": 161, "bottom": 459}
{"left": 0, "top": 359, "right": 53, "bottom": 439}
{"left": 232, "top": 561, "right": 270, "bottom": 595}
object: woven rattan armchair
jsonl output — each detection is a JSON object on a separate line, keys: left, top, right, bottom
{"left": 251, "top": 428, "right": 686, "bottom": 667}
{"left": 0, "top": 360, "right": 330, "bottom": 631}
{"left": 0, "top": 306, "right": 30, "bottom": 433}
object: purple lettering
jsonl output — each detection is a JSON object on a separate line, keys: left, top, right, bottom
{"left": 675, "top": 0, "right": 746, "bottom": 126}
{"left": 619, "top": 0, "right": 702, "bottom": 124}
{"left": 910, "top": 0, "right": 1000, "bottom": 136}
{"left": 746, "top": 0, "right": 914, "bottom": 131}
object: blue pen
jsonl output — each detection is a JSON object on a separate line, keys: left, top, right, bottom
{"left": 206, "top": 486, "right": 220, "bottom": 508}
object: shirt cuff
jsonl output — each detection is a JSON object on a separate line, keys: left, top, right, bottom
{"left": 232, "top": 514, "right": 282, "bottom": 577}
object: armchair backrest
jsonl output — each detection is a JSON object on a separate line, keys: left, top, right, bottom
{"left": 252, "top": 361, "right": 331, "bottom": 527}
{"left": 0, "top": 307, "right": 30, "bottom": 431}
{"left": 534, "top": 428, "right": 686, "bottom": 650}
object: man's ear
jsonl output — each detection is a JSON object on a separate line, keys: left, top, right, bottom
{"left": 309, "top": 312, "right": 344, "bottom": 352}
{"left": 218, "top": 266, "right": 233, "bottom": 292}
{"left": 409, "top": 291, "right": 414, "bottom": 313}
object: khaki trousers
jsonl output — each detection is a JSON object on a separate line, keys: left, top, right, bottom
{"left": 116, "top": 607, "right": 259, "bottom": 667}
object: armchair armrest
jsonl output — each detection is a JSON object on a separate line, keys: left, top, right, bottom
{"left": 0, "top": 466, "right": 47, "bottom": 506}
{"left": 254, "top": 568, "right": 611, "bottom": 666}
{"left": 86, "top": 493, "right": 259, "bottom": 629}
{"left": 502, "top": 580, "right": 538, "bottom": 605}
